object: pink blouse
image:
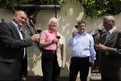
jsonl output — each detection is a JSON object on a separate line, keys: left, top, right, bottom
{"left": 40, "top": 29, "right": 57, "bottom": 50}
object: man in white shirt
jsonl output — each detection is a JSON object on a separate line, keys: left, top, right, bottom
{"left": 67, "top": 20, "right": 96, "bottom": 81}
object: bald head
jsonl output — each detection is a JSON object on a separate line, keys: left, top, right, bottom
{"left": 14, "top": 10, "right": 27, "bottom": 16}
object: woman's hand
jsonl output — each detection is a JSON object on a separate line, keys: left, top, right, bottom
{"left": 51, "top": 38, "right": 59, "bottom": 44}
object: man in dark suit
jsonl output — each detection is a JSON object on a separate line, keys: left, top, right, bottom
{"left": 95, "top": 15, "right": 121, "bottom": 81}
{"left": 0, "top": 10, "right": 40, "bottom": 81}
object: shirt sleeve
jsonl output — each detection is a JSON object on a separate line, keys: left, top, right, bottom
{"left": 40, "top": 31, "right": 46, "bottom": 41}
{"left": 67, "top": 35, "right": 74, "bottom": 46}
{"left": 89, "top": 35, "right": 96, "bottom": 62}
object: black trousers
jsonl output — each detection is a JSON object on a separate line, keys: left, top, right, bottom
{"left": 42, "top": 50, "right": 61, "bottom": 81}
{"left": 0, "top": 79, "right": 20, "bottom": 81}
{"left": 0, "top": 75, "right": 22, "bottom": 81}
{"left": 0, "top": 80, "right": 18, "bottom": 81}
{"left": 69, "top": 57, "right": 89, "bottom": 81}
{"left": 101, "top": 76, "right": 121, "bottom": 81}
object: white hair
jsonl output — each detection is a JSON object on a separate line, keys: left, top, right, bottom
{"left": 48, "top": 17, "right": 59, "bottom": 28}
{"left": 103, "top": 15, "right": 115, "bottom": 22}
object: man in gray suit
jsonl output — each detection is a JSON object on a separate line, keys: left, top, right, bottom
{"left": 96, "top": 15, "right": 121, "bottom": 81}
{"left": 0, "top": 10, "right": 40, "bottom": 81}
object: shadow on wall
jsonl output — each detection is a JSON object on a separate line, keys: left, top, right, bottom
{"left": 27, "top": 45, "right": 42, "bottom": 76}
{"left": 23, "top": 27, "right": 43, "bottom": 76}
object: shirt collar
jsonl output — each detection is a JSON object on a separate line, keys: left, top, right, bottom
{"left": 108, "top": 27, "right": 116, "bottom": 34}
{"left": 48, "top": 29, "right": 57, "bottom": 34}
{"left": 77, "top": 31, "right": 87, "bottom": 35}
{"left": 11, "top": 21, "right": 23, "bottom": 32}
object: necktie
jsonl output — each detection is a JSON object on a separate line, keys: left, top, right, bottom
{"left": 106, "top": 31, "right": 110, "bottom": 41}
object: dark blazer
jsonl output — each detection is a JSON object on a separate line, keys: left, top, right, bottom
{"left": 99, "top": 28, "right": 121, "bottom": 80}
{"left": 0, "top": 22, "right": 33, "bottom": 80}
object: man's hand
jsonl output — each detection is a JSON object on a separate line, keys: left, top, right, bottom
{"left": 90, "top": 62, "right": 94, "bottom": 67}
{"left": 72, "top": 30, "right": 78, "bottom": 37}
{"left": 31, "top": 34, "right": 40, "bottom": 42}
{"left": 95, "top": 43, "right": 106, "bottom": 52}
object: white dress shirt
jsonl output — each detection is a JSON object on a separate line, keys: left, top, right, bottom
{"left": 106, "top": 27, "right": 116, "bottom": 41}
{"left": 67, "top": 32, "right": 96, "bottom": 62}
{"left": 11, "top": 21, "right": 26, "bottom": 58}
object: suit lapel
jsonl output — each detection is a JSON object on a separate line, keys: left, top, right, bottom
{"left": 104, "top": 28, "right": 118, "bottom": 45}
{"left": 100, "top": 32, "right": 106, "bottom": 44}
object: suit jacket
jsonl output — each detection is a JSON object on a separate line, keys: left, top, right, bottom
{"left": 56, "top": 32, "right": 66, "bottom": 68}
{"left": 0, "top": 22, "right": 33, "bottom": 80}
{"left": 100, "top": 28, "right": 121, "bottom": 80}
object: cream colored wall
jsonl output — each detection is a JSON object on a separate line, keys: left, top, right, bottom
{"left": 0, "top": 8, "right": 13, "bottom": 22}
{"left": 1, "top": 0, "right": 121, "bottom": 77}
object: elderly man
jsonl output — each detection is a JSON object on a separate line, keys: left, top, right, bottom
{"left": 96, "top": 15, "right": 121, "bottom": 81}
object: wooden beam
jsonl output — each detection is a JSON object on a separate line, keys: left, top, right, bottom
{"left": 14, "top": 4, "right": 61, "bottom": 10}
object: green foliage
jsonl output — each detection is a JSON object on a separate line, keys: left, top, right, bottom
{"left": 0, "top": 0, "right": 29, "bottom": 11}
{"left": 0, "top": 0, "right": 67, "bottom": 11}
{"left": 46, "top": 0, "right": 67, "bottom": 5}
{"left": 80, "top": 0, "right": 121, "bottom": 18}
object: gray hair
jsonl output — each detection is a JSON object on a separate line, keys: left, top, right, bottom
{"left": 14, "top": 10, "right": 26, "bottom": 15}
{"left": 103, "top": 15, "right": 115, "bottom": 22}
{"left": 48, "top": 17, "right": 59, "bottom": 28}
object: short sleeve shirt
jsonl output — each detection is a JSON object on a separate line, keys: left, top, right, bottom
{"left": 40, "top": 29, "right": 57, "bottom": 50}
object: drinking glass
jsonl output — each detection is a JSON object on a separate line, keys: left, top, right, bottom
{"left": 56, "top": 36, "right": 61, "bottom": 39}
{"left": 37, "top": 27, "right": 41, "bottom": 33}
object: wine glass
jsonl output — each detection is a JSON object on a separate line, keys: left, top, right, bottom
{"left": 75, "top": 25, "right": 78, "bottom": 28}
{"left": 37, "top": 27, "right": 41, "bottom": 33}
{"left": 98, "top": 29, "right": 102, "bottom": 33}
{"left": 56, "top": 36, "right": 61, "bottom": 39}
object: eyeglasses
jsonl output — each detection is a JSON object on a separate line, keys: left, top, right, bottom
{"left": 50, "top": 22, "right": 57, "bottom": 25}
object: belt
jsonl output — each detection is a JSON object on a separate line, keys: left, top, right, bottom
{"left": 42, "top": 49, "right": 56, "bottom": 53}
{"left": 72, "top": 57, "right": 89, "bottom": 59}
